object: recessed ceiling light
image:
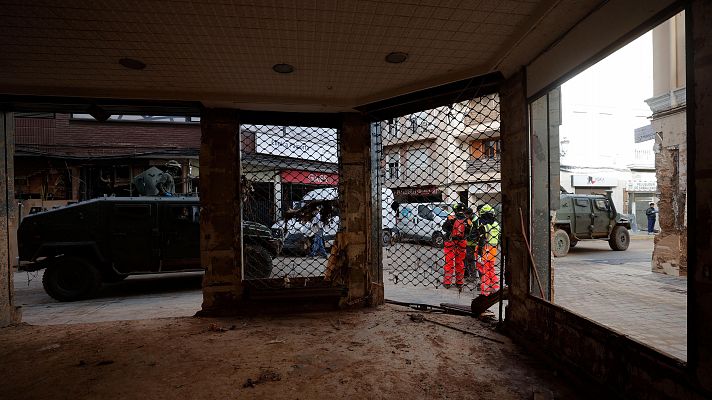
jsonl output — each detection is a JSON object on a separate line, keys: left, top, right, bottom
{"left": 273, "top": 63, "right": 295, "bottom": 74}
{"left": 119, "top": 58, "right": 146, "bottom": 70}
{"left": 385, "top": 52, "right": 408, "bottom": 64}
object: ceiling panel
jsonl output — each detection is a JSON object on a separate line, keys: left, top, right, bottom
{"left": 0, "top": 0, "right": 602, "bottom": 112}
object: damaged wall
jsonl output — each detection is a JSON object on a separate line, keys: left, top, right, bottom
{"left": 198, "top": 111, "right": 380, "bottom": 314}
{"left": 647, "top": 11, "right": 688, "bottom": 277}
{"left": 337, "top": 113, "right": 382, "bottom": 307}
{"left": 652, "top": 110, "right": 688, "bottom": 276}
{"left": 0, "top": 113, "right": 20, "bottom": 326}
{"left": 501, "top": 3, "right": 711, "bottom": 391}
{"left": 199, "top": 109, "right": 243, "bottom": 314}
{"left": 690, "top": 0, "right": 712, "bottom": 389}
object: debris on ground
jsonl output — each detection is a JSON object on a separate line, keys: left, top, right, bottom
{"left": 470, "top": 287, "right": 508, "bottom": 315}
{"left": 208, "top": 323, "right": 227, "bottom": 333}
{"left": 266, "top": 339, "right": 285, "bottom": 344}
{"left": 409, "top": 314, "right": 425, "bottom": 323}
{"left": 38, "top": 343, "right": 60, "bottom": 351}
{"left": 0, "top": 306, "right": 583, "bottom": 399}
{"left": 407, "top": 313, "right": 504, "bottom": 344}
{"left": 478, "top": 310, "right": 496, "bottom": 321}
{"left": 243, "top": 369, "right": 282, "bottom": 388}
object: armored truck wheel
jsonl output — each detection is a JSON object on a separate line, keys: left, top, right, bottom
{"left": 552, "top": 229, "right": 570, "bottom": 257}
{"left": 244, "top": 244, "right": 274, "bottom": 279}
{"left": 302, "top": 236, "right": 313, "bottom": 256}
{"left": 42, "top": 257, "right": 102, "bottom": 302}
{"left": 608, "top": 226, "right": 630, "bottom": 251}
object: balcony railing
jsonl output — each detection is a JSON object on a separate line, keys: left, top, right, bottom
{"left": 467, "top": 157, "right": 501, "bottom": 174}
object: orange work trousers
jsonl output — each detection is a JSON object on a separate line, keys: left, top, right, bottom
{"left": 443, "top": 240, "right": 467, "bottom": 285}
{"left": 476, "top": 245, "right": 499, "bottom": 296}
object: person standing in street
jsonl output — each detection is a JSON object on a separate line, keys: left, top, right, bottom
{"left": 442, "top": 204, "right": 471, "bottom": 289}
{"left": 474, "top": 204, "right": 501, "bottom": 296}
{"left": 308, "top": 208, "right": 328, "bottom": 257}
{"left": 645, "top": 202, "right": 658, "bottom": 235}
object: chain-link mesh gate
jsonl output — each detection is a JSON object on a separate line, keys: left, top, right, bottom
{"left": 375, "top": 93, "right": 502, "bottom": 295}
{"left": 240, "top": 124, "right": 340, "bottom": 288}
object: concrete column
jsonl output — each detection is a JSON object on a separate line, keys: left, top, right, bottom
{"left": 690, "top": 0, "right": 712, "bottom": 390}
{"left": 199, "top": 108, "right": 243, "bottom": 314}
{"left": 339, "top": 113, "right": 383, "bottom": 306}
{"left": 0, "top": 112, "right": 20, "bottom": 326}
{"left": 499, "top": 71, "right": 532, "bottom": 319}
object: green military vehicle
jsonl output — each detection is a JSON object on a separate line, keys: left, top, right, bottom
{"left": 18, "top": 197, "right": 281, "bottom": 301}
{"left": 552, "top": 191, "right": 631, "bottom": 257}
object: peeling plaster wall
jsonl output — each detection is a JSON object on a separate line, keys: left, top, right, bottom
{"left": 0, "top": 113, "right": 20, "bottom": 326}
{"left": 652, "top": 110, "right": 688, "bottom": 276}
{"left": 199, "top": 109, "right": 243, "bottom": 313}
{"left": 502, "top": 56, "right": 709, "bottom": 398}
{"left": 338, "top": 114, "right": 382, "bottom": 307}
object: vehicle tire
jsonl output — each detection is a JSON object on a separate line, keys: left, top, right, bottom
{"left": 301, "top": 236, "right": 312, "bottom": 257}
{"left": 569, "top": 240, "right": 578, "bottom": 248}
{"left": 608, "top": 226, "right": 630, "bottom": 251}
{"left": 244, "top": 244, "right": 274, "bottom": 279}
{"left": 552, "top": 229, "right": 570, "bottom": 257}
{"left": 432, "top": 232, "right": 444, "bottom": 248}
{"left": 382, "top": 230, "right": 392, "bottom": 247}
{"left": 42, "top": 257, "right": 102, "bottom": 302}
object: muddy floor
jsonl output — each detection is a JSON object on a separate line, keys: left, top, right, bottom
{"left": 0, "top": 305, "right": 589, "bottom": 399}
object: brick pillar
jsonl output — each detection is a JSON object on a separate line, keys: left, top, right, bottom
{"left": 0, "top": 112, "right": 20, "bottom": 326}
{"left": 199, "top": 108, "right": 243, "bottom": 314}
{"left": 499, "top": 71, "right": 531, "bottom": 321}
{"left": 339, "top": 113, "right": 383, "bottom": 306}
{"left": 690, "top": 0, "right": 712, "bottom": 390}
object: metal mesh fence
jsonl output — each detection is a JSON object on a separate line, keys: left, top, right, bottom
{"left": 376, "top": 93, "right": 502, "bottom": 294}
{"left": 240, "top": 124, "right": 340, "bottom": 287}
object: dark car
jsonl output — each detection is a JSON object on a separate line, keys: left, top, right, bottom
{"left": 553, "top": 191, "right": 632, "bottom": 257}
{"left": 18, "top": 197, "right": 281, "bottom": 301}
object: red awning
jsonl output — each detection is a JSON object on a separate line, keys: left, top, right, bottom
{"left": 281, "top": 170, "right": 339, "bottom": 185}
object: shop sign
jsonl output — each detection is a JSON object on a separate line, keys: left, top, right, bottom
{"left": 626, "top": 180, "right": 657, "bottom": 192}
{"left": 634, "top": 124, "right": 655, "bottom": 143}
{"left": 255, "top": 130, "right": 338, "bottom": 163}
{"left": 571, "top": 175, "right": 616, "bottom": 187}
{"left": 393, "top": 186, "right": 440, "bottom": 197}
{"left": 281, "top": 170, "right": 338, "bottom": 185}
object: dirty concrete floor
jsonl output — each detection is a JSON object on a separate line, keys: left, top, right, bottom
{"left": 0, "top": 305, "right": 590, "bottom": 400}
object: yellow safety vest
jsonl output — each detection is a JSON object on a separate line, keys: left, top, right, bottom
{"left": 483, "top": 221, "right": 500, "bottom": 246}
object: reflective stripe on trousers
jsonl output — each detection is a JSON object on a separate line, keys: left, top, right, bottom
{"left": 476, "top": 244, "right": 499, "bottom": 295}
{"left": 443, "top": 240, "right": 467, "bottom": 285}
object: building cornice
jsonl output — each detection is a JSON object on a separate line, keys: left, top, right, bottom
{"left": 645, "top": 86, "right": 687, "bottom": 115}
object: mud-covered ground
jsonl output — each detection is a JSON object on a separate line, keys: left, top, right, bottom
{"left": 0, "top": 305, "right": 595, "bottom": 400}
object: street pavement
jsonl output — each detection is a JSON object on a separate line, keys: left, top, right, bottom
{"left": 554, "top": 236, "right": 687, "bottom": 361}
{"left": 13, "top": 234, "right": 685, "bottom": 361}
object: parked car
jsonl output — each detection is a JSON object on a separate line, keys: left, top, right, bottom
{"left": 18, "top": 197, "right": 281, "bottom": 301}
{"left": 271, "top": 186, "right": 397, "bottom": 255}
{"left": 396, "top": 203, "right": 452, "bottom": 247}
{"left": 552, "top": 191, "right": 632, "bottom": 257}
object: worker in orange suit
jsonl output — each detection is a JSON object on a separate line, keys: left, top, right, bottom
{"left": 474, "top": 204, "right": 500, "bottom": 296}
{"left": 441, "top": 203, "right": 472, "bottom": 289}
